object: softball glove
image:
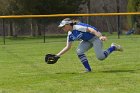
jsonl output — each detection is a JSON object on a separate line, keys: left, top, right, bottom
{"left": 45, "top": 54, "right": 60, "bottom": 64}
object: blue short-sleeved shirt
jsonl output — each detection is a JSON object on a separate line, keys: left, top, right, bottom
{"left": 67, "top": 22, "right": 98, "bottom": 42}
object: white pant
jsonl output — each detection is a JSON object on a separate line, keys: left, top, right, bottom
{"left": 76, "top": 37, "right": 106, "bottom": 60}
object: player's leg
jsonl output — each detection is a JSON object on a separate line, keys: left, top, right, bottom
{"left": 91, "top": 37, "right": 123, "bottom": 60}
{"left": 91, "top": 37, "right": 106, "bottom": 60}
{"left": 76, "top": 41, "right": 92, "bottom": 72}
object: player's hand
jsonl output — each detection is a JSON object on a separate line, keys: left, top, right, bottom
{"left": 99, "top": 36, "right": 107, "bottom": 41}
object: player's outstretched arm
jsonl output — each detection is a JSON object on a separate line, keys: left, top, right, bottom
{"left": 56, "top": 42, "right": 72, "bottom": 57}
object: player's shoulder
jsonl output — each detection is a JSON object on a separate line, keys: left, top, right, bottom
{"left": 73, "top": 25, "right": 85, "bottom": 30}
{"left": 73, "top": 23, "right": 87, "bottom": 32}
{"left": 74, "top": 22, "right": 87, "bottom": 28}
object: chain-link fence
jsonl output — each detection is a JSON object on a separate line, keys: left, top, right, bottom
{"left": 0, "top": 13, "right": 139, "bottom": 44}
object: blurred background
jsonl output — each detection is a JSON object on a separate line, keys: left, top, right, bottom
{"left": 0, "top": 0, "right": 139, "bottom": 37}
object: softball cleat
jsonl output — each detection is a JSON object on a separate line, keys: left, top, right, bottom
{"left": 111, "top": 43, "right": 123, "bottom": 51}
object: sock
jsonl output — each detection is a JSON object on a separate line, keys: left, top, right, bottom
{"left": 108, "top": 46, "right": 116, "bottom": 53}
{"left": 78, "top": 54, "right": 91, "bottom": 71}
{"left": 104, "top": 46, "right": 116, "bottom": 58}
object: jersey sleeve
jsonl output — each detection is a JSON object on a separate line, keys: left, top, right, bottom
{"left": 73, "top": 25, "right": 87, "bottom": 32}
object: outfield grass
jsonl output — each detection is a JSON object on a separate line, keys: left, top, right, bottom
{"left": 0, "top": 34, "right": 140, "bottom": 93}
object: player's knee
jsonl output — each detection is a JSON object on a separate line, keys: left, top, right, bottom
{"left": 76, "top": 49, "right": 84, "bottom": 55}
{"left": 97, "top": 55, "right": 105, "bottom": 61}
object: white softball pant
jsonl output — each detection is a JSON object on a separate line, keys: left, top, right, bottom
{"left": 76, "top": 37, "right": 106, "bottom": 60}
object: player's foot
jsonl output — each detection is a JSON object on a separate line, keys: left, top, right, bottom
{"left": 111, "top": 43, "right": 123, "bottom": 51}
{"left": 83, "top": 69, "right": 92, "bottom": 73}
{"left": 80, "top": 69, "right": 91, "bottom": 73}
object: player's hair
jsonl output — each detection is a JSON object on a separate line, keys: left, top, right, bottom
{"left": 71, "top": 19, "right": 80, "bottom": 25}
{"left": 63, "top": 18, "right": 80, "bottom": 26}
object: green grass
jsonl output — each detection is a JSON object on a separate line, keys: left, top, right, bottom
{"left": 0, "top": 34, "right": 140, "bottom": 93}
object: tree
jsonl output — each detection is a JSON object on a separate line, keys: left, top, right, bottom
{"left": 2, "top": 0, "right": 85, "bottom": 15}
{"left": 0, "top": 0, "right": 86, "bottom": 36}
{"left": 127, "top": 0, "right": 140, "bottom": 34}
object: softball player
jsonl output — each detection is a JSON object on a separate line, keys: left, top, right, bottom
{"left": 56, "top": 18, "right": 123, "bottom": 72}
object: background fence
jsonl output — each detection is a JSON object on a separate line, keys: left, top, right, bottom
{"left": 0, "top": 12, "right": 140, "bottom": 44}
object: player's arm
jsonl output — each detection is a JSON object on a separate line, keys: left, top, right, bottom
{"left": 87, "top": 27, "right": 107, "bottom": 41}
{"left": 56, "top": 41, "right": 72, "bottom": 57}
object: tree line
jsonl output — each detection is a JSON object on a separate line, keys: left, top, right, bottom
{"left": 0, "top": 0, "right": 139, "bottom": 37}
{"left": 0, "top": 0, "right": 86, "bottom": 37}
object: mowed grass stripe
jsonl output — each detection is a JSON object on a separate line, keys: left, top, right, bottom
{"left": 0, "top": 35, "right": 140, "bottom": 93}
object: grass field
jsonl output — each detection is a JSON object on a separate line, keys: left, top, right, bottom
{"left": 0, "top": 34, "right": 140, "bottom": 93}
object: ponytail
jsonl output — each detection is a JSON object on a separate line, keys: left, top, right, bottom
{"left": 72, "top": 19, "right": 80, "bottom": 25}
{"left": 69, "top": 19, "right": 80, "bottom": 26}
{"left": 62, "top": 18, "right": 80, "bottom": 26}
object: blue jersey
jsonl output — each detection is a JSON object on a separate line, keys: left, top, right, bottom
{"left": 67, "top": 22, "right": 98, "bottom": 42}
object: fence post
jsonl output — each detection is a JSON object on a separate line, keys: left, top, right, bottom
{"left": 117, "top": 0, "right": 121, "bottom": 39}
{"left": 43, "top": 24, "right": 46, "bottom": 43}
{"left": 2, "top": 19, "right": 5, "bottom": 45}
{"left": 86, "top": 0, "right": 90, "bottom": 24}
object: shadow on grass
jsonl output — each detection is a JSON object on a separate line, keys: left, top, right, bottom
{"left": 53, "top": 69, "right": 140, "bottom": 74}
{"left": 100, "top": 69, "right": 140, "bottom": 73}
{"left": 55, "top": 71, "right": 94, "bottom": 74}
{"left": 55, "top": 72, "right": 80, "bottom": 74}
